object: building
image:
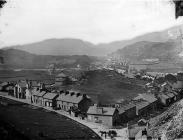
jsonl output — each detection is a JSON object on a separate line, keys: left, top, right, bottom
{"left": 14, "top": 81, "right": 28, "bottom": 99}
{"left": 25, "top": 89, "right": 32, "bottom": 103}
{"left": 32, "top": 88, "right": 40, "bottom": 104}
{"left": 87, "top": 105, "right": 119, "bottom": 127}
{"left": 31, "top": 89, "right": 46, "bottom": 106}
{"left": 132, "top": 100, "right": 150, "bottom": 116}
{"left": 117, "top": 103, "right": 136, "bottom": 122}
{"left": 43, "top": 92, "right": 59, "bottom": 108}
{"left": 55, "top": 73, "right": 69, "bottom": 85}
{"left": 158, "top": 92, "right": 176, "bottom": 106}
{"left": 133, "top": 93, "right": 158, "bottom": 111}
{"left": 56, "top": 91, "right": 92, "bottom": 112}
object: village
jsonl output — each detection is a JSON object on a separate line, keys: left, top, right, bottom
{"left": 1, "top": 61, "right": 183, "bottom": 140}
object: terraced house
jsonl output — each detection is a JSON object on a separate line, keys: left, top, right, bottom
{"left": 56, "top": 91, "right": 92, "bottom": 112}
{"left": 43, "top": 92, "right": 59, "bottom": 108}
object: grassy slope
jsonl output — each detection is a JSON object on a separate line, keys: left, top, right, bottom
{"left": 68, "top": 70, "right": 146, "bottom": 104}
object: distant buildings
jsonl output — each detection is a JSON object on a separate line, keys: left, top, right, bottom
{"left": 55, "top": 73, "right": 69, "bottom": 85}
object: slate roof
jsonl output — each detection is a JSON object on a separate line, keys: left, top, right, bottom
{"left": 166, "top": 92, "right": 175, "bottom": 98}
{"left": 56, "top": 93, "right": 84, "bottom": 104}
{"left": 43, "top": 92, "right": 58, "bottom": 100}
{"left": 32, "top": 89, "right": 40, "bottom": 96}
{"left": 87, "top": 106, "right": 116, "bottom": 116}
{"left": 18, "top": 81, "right": 27, "bottom": 88}
{"left": 132, "top": 100, "right": 150, "bottom": 110}
{"left": 118, "top": 103, "right": 136, "bottom": 114}
{"left": 37, "top": 91, "right": 46, "bottom": 97}
{"left": 160, "top": 94, "right": 170, "bottom": 100}
{"left": 133, "top": 94, "right": 157, "bottom": 103}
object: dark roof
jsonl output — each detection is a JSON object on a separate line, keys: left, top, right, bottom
{"left": 132, "top": 100, "right": 150, "bottom": 110}
{"left": 37, "top": 91, "right": 46, "bottom": 97}
{"left": 18, "top": 81, "right": 27, "bottom": 88}
{"left": 133, "top": 94, "right": 157, "bottom": 103}
{"left": 57, "top": 93, "right": 86, "bottom": 104}
{"left": 118, "top": 103, "right": 136, "bottom": 114}
{"left": 43, "top": 92, "right": 58, "bottom": 100}
{"left": 87, "top": 106, "right": 116, "bottom": 116}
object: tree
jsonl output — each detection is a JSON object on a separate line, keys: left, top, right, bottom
{"left": 165, "top": 74, "right": 177, "bottom": 83}
{"left": 173, "top": 0, "right": 183, "bottom": 19}
{"left": 0, "top": 0, "right": 6, "bottom": 9}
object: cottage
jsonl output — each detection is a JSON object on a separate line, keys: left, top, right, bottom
{"left": 43, "top": 92, "right": 59, "bottom": 108}
{"left": 56, "top": 91, "right": 92, "bottom": 113}
{"left": 158, "top": 93, "right": 171, "bottom": 106}
{"left": 14, "top": 81, "right": 28, "bottom": 99}
{"left": 0, "top": 82, "right": 8, "bottom": 91}
{"left": 87, "top": 105, "right": 119, "bottom": 127}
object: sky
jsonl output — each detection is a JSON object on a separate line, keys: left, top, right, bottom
{"left": 0, "top": 0, "right": 183, "bottom": 47}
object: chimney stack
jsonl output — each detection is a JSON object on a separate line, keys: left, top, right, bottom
{"left": 76, "top": 93, "right": 81, "bottom": 97}
{"left": 70, "top": 92, "right": 75, "bottom": 96}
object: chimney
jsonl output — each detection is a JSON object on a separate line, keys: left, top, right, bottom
{"left": 76, "top": 93, "right": 81, "bottom": 97}
{"left": 65, "top": 91, "right": 69, "bottom": 95}
{"left": 96, "top": 107, "right": 103, "bottom": 114}
{"left": 60, "top": 90, "right": 64, "bottom": 94}
{"left": 82, "top": 94, "right": 87, "bottom": 98}
{"left": 70, "top": 92, "right": 75, "bottom": 96}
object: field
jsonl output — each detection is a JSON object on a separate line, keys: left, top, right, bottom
{"left": 59, "top": 70, "right": 147, "bottom": 104}
{"left": 0, "top": 70, "right": 54, "bottom": 82}
{"left": 0, "top": 97, "right": 101, "bottom": 140}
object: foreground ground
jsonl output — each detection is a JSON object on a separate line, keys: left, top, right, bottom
{"left": 0, "top": 97, "right": 101, "bottom": 140}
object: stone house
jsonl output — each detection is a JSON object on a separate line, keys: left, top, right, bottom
{"left": 43, "top": 92, "right": 59, "bottom": 108}
{"left": 31, "top": 89, "right": 46, "bottom": 106}
{"left": 56, "top": 91, "right": 92, "bottom": 113}
{"left": 87, "top": 105, "right": 119, "bottom": 127}
{"left": 14, "top": 81, "right": 28, "bottom": 99}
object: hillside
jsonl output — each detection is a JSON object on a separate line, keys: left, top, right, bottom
{"left": 3, "top": 25, "right": 182, "bottom": 56}
{"left": 149, "top": 99, "right": 183, "bottom": 140}
{"left": 109, "top": 39, "right": 182, "bottom": 62}
{"left": 62, "top": 70, "right": 147, "bottom": 104}
{"left": 0, "top": 49, "right": 96, "bottom": 69}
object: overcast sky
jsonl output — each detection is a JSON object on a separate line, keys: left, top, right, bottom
{"left": 0, "top": 0, "right": 182, "bottom": 47}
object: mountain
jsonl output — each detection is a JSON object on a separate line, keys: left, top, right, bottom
{"left": 4, "top": 38, "right": 107, "bottom": 56}
{"left": 109, "top": 39, "right": 182, "bottom": 62}
{"left": 0, "top": 49, "right": 96, "bottom": 69}
{"left": 3, "top": 25, "right": 182, "bottom": 56}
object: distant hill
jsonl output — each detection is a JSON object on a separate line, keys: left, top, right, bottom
{"left": 109, "top": 39, "right": 182, "bottom": 62}
{"left": 0, "top": 49, "right": 96, "bottom": 69}
{"left": 4, "top": 38, "right": 106, "bottom": 56}
{"left": 3, "top": 25, "right": 182, "bottom": 56}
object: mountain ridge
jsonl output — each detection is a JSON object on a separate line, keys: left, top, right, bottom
{"left": 2, "top": 25, "right": 182, "bottom": 56}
